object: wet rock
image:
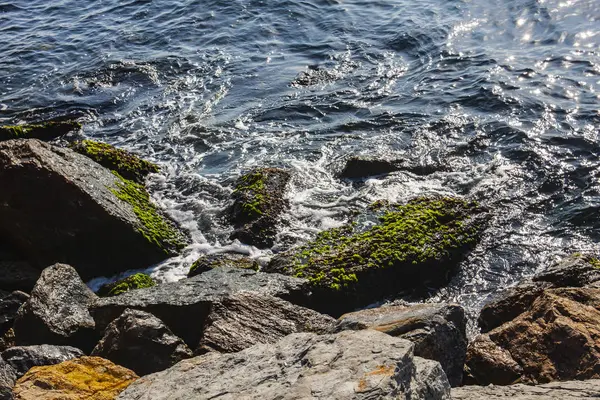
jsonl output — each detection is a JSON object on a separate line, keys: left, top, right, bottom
{"left": 0, "top": 262, "right": 40, "bottom": 293}
{"left": 0, "top": 358, "right": 16, "bottom": 400}
{"left": 452, "top": 379, "right": 600, "bottom": 399}
{"left": 0, "top": 292, "right": 28, "bottom": 335}
{"left": 13, "top": 356, "right": 138, "bottom": 400}
{"left": 265, "top": 197, "right": 487, "bottom": 315}
{"left": 118, "top": 329, "right": 451, "bottom": 400}
{"left": 291, "top": 65, "right": 337, "bottom": 86}
{"left": 336, "top": 302, "right": 467, "bottom": 387}
{"left": 0, "top": 119, "right": 81, "bottom": 141}
{"left": 466, "top": 287, "right": 600, "bottom": 385}
{"left": 69, "top": 140, "right": 159, "bottom": 184}
{"left": 91, "top": 309, "right": 192, "bottom": 376}
{"left": 198, "top": 292, "right": 336, "bottom": 354}
{"left": 227, "top": 167, "right": 291, "bottom": 248}
{"left": 0, "top": 139, "right": 188, "bottom": 280}
{"left": 2, "top": 345, "right": 84, "bottom": 377}
{"left": 91, "top": 267, "right": 310, "bottom": 348}
{"left": 339, "top": 156, "right": 444, "bottom": 180}
{"left": 97, "top": 273, "right": 156, "bottom": 297}
{"left": 533, "top": 253, "right": 600, "bottom": 287}
{"left": 187, "top": 253, "right": 259, "bottom": 278}
{"left": 12, "top": 264, "right": 98, "bottom": 352}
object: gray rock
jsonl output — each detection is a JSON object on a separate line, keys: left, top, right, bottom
{"left": 198, "top": 292, "right": 336, "bottom": 354}
{"left": 91, "top": 309, "right": 192, "bottom": 376}
{"left": 118, "top": 330, "right": 451, "bottom": 400}
{"left": 336, "top": 302, "right": 467, "bottom": 387}
{"left": 411, "top": 358, "right": 451, "bottom": 400}
{"left": 452, "top": 379, "right": 600, "bottom": 399}
{"left": 91, "top": 267, "right": 310, "bottom": 347}
{"left": 0, "top": 292, "right": 28, "bottom": 335}
{"left": 13, "top": 264, "right": 98, "bottom": 351}
{"left": 0, "top": 139, "right": 187, "bottom": 280}
{"left": 533, "top": 254, "right": 600, "bottom": 288}
{"left": 2, "top": 345, "right": 84, "bottom": 377}
{"left": 0, "top": 358, "right": 15, "bottom": 400}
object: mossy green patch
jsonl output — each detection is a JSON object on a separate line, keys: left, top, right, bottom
{"left": 70, "top": 140, "right": 159, "bottom": 183}
{"left": 590, "top": 258, "right": 600, "bottom": 270}
{"left": 233, "top": 170, "right": 268, "bottom": 221}
{"left": 0, "top": 120, "right": 81, "bottom": 141}
{"left": 110, "top": 171, "right": 186, "bottom": 254}
{"left": 97, "top": 273, "right": 156, "bottom": 297}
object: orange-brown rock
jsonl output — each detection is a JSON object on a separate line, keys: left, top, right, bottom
{"left": 466, "top": 287, "right": 600, "bottom": 385}
{"left": 13, "top": 356, "right": 138, "bottom": 400}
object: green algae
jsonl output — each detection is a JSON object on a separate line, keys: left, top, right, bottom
{"left": 0, "top": 120, "right": 81, "bottom": 141}
{"left": 590, "top": 258, "right": 600, "bottom": 270}
{"left": 110, "top": 171, "right": 186, "bottom": 254}
{"left": 233, "top": 170, "right": 268, "bottom": 221}
{"left": 97, "top": 273, "right": 156, "bottom": 297}
{"left": 70, "top": 140, "right": 159, "bottom": 183}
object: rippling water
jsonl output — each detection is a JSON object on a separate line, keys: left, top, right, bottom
{"left": 1, "top": 0, "right": 599, "bottom": 322}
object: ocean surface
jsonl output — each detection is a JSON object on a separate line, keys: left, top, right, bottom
{"left": 1, "top": 0, "right": 599, "bottom": 322}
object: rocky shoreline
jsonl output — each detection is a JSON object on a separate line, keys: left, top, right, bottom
{"left": 0, "top": 119, "right": 598, "bottom": 398}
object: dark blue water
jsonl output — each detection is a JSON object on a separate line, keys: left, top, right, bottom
{"left": 1, "top": 0, "right": 599, "bottom": 320}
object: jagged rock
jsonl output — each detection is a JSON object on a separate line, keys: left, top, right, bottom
{"left": 91, "top": 309, "right": 192, "bottom": 376}
{"left": 452, "top": 379, "right": 600, "bottom": 399}
{"left": 97, "top": 273, "right": 156, "bottom": 297}
{"left": 227, "top": 168, "right": 290, "bottom": 248}
{"left": 91, "top": 267, "right": 310, "bottom": 347}
{"left": 466, "top": 287, "right": 600, "bottom": 385}
{"left": 13, "top": 356, "right": 138, "bottom": 400}
{"left": 118, "top": 330, "right": 451, "bottom": 400}
{"left": 339, "top": 156, "right": 444, "bottom": 180}
{"left": 291, "top": 66, "right": 337, "bottom": 86}
{"left": 411, "top": 358, "right": 451, "bottom": 400}
{"left": 336, "top": 302, "right": 467, "bottom": 387}
{"left": 0, "top": 292, "right": 28, "bottom": 335}
{"left": 0, "top": 262, "right": 39, "bottom": 293}
{"left": 13, "top": 264, "right": 98, "bottom": 352}
{"left": 187, "top": 253, "right": 259, "bottom": 278}
{"left": 0, "top": 358, "right": 15, "bottom": 400}
{"left": 0, "top": 139, "right": 188, "bottom": 280}
{"left": 2, "top": 345, "right": 84, "bottom": 377}
{"left": 0, "top": 119, "right": 81, "bottom": 141}
{"left": 265, "top": 197, "right": 487, "bottom": 315}
{"left": 198, "top": 292, "right": 336, "bottom": 354}
{"left": 533, "top": 253, "right": 600, "bottom": 287}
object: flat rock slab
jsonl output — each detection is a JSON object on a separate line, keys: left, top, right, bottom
{"left": 453, "top": 380, "right": 600, "bottom": 399}
{"left": 118, "top": 330, "right": 451, "bottom": 400}
{"left": 2, "top": 345, "right": 84, "bottom": 378}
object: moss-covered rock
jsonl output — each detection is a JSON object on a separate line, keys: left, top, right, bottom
{"left": 265, "top": 197, "right": 487, "bottom": 315}
{"left": 97, "top": 273, "right": 156, "bottom": 297}
{"left": 70, "top": 140, "right": 159, "bottom": 183}
{"left": 188, "top": 254, "right": 259, "bottom": 278}
{"left": 227, "top": 168, "right": 291, "bottom": 248}
{"left": 0, "top": 119, "right": 81, "bottom": 141}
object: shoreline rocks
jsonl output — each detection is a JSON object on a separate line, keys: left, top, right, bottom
{"left": 0, "top": 119, "right": 81, "bottom": 142}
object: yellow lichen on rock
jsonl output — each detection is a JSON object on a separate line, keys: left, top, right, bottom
{"left": 13, "top": 356, "right": 138, "bottom": 400}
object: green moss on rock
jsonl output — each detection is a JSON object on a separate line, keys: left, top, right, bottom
{"left": 233, "top": 170, "right": 268, "bottom": 221}
{"left": 0, "top": 119, "right": 81, "bottom": 141}
{"left": 97, "top": 273, "right": 156, "bottom": 297}
{"left": 70, "top": 140, "right": 159, "bottom": 183}
{"left": 188, "top": 254, "right": 260, "bottom": 278}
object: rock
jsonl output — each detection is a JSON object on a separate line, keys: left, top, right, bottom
{"left": 227, "top": 168, "right": 290, "bottom": 248}
{"left": 0, "top": 119, "right": 81, "bottom": 141}
{"left": 0, "top": 330, "right": 15, "bottom": 353}
{"left": 97, "top": 273, "right": 156, "bottom": 297}
{"left": 198, "top": 292, "right": 336, "bottom": 354}
{"left": 91, "top": 309, "right": 192, "bottom": 376}
{"left": 340, "top": 156, "right": 444, "bottom": 180}
{"left": 91, "top": 267, "right": 310, "bottom": 347}
{"left": 0, "top": 358, "right": 16, "bottom": 400}
{"left": 533, "top": 253, "right": 600, "bottom": 288}
{"left": 13, "top": 356, "right": 138, "bottom": 400}
{"left": 336, "top": 302, "right": 467, "bottom": 387}
{"left": 2, "top": 345, "right": 84, "bottom": 377}
{"left": 118, "top": 329, "right": 451, "bottom": 400}
{"left": 0, "top": 292, "right": 28, "bottom": 335}
{"left": 0, "top": 139, "right": 188, "bottom": 280}
{"left": 411, "top": 358, "right": 451, "bottom": 400}
{"left": 452, "top": 379, "right": 600, "bottom": 399}
{"left": 69, "top": 140, "right": 159, "bottom": 184}
{"left": 265, "top": 197, "right": 487, "bottom": 315}
{"left": 187, "top": 253, "right": 259, "bottom": 278}
{"left": 12, "top": 264, "right": 98, "bottom": 352}
{"left": 466, "top": 287, "right": 600, "bottom": 385}
{"left": 291, "top": 66, "right": 337, "bottom": 86}
{"left": 0, "top": 262, "right": 40, "bottom": 293}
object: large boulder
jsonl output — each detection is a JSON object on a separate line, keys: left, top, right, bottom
{"left": 466, "top": 287, "right": 600, "bottom": 385}
{"left": 118, "top": 330, "right": 451, "bottom": 400}
{"left": 0, "top": 358, "right": 16, "bottom": 400}
{"left": 198, "top": 292, "right": 336, "bottom": 354}
{"left": 452, "top": 379, "right": 600, "bottom": 399}
{"left": 91, "top": 267, "right": 310, "bottom": 347}
{"left": 13, "top": 356, "right": 138, "bottom": 400}
{"left": 2, "top": 345, "right": 84, "bottom": 378}
{"left": 12, "top": 264, "right": 98, "bottom": 352}
{"left": 0, "top": 139, "right": 188, "bottom": 280}
{"left": 336, "top": 302, "right": 467, "bottom": 387}
{"left": 265, "top": 197, "right": 487, "bottom": 315}
{"left": 227, "top": 167, "right": 290, "bottom": 248}
{"left": 91, "top": 309, "right": 192, "bottom": 376}
{"left": 0, "top": 292, "right": 28, "bottom": 335}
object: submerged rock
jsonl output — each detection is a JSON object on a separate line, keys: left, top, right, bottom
{"left": 198, "top": 292, "right": 336, "bottom": 354}
{"left": 91, "top": 309, "right": 192, "bottom": 376}
{"left": 0, "top": 139, "right": 188, "bottom": 280}
{"left": 227, "top": 167, "right": 291, "bottom": 248}
{"left": 452, "top": 379, "right": 600, "bottom": 399}
{"left": 97, "top": 273, "right": 156, "bottom": 297}
{"left": 118, "top": 330, "right": 451, "bottom": 400}
{"left": 339, "top": 156, "right": 445, "bottom": 180}
{"left": 2, "top": 345, "right": 84, "bottom": 377}
{"left": 13, "top": 356, "right": 138, "bottom": 400}
{"left": 265, "top": 197, "right": 487, "bottom": 315}
{"left": 0, "top": 119, "right": 81, "bottom": 142}
{"left": 187, "top": 253, "right": 259, "bottom": 278}
{"left": 12, "top": 264, "right": 98, "bottom": 352}
{"left": 336, "top": 302, "right": 467, "bottom": 387}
